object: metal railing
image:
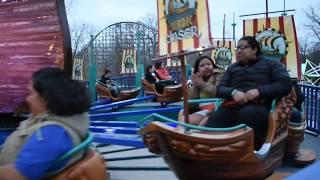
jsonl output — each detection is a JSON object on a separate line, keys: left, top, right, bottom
{"left": 112, "top": 75, "right": 137, "bottom": 89}
{"left": 299, "top": 84, "right": 320, "bottom": 134}
{"left": 111, "top": 70, "right": 182, "bottom": 89}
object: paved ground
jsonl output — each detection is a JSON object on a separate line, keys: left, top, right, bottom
{"left": 96, "top": 145, "right": 177, "bottom": 180}
{"left": 278, "top": 133, "right": 320, "bottom": 173}
{"left": 96, "top": 133, "right": 319, "bottom": 180}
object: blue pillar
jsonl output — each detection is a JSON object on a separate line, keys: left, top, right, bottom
{"left": 135, "top": 31, "right": 144, "bottom": 96}
{"left": 88, "top": 35, "right": 97, "bottom": 102}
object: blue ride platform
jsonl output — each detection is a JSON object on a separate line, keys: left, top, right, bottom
{"left": 90, "top": 95, "right": 156, "bottom": 113}
{"left": 89, "top": 99, "right": 181, "bottom": 147}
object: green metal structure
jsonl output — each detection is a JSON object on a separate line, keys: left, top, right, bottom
{"left": 81, "top": 22, "right": 158, "bottom": 101}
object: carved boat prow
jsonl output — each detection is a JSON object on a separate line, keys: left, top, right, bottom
{"left": 142, "top": 121, "right": 284, "bottom": 179}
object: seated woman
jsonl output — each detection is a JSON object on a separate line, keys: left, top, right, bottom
{"left": 0, "top": 67, "right": 91, "bottom": 179}
{"left": 99, "top": 69, "right": 120, "bottom": 97}
{"left": 180, "top": 56, "right": 224, "bottom": 126}
{"left": 154, "top": 61, "right": 172, "bottom": 81}
{"left": 154, "top": 61, "right": 177, "bottom": 83}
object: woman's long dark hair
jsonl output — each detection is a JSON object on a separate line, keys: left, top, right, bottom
{"left": 193, "top": 55, "right": 217, "bottom": 74}
{"left": 32, "top": 67, "right": 90, "bottom": 116}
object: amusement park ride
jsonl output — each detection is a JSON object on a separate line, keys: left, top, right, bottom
{"left": 140, "top": 0, "right": 315, "bottom": 179}
{"left": 141, "top": 50, "right": 312, "bottom": 179}
{"left": 0, "top": 0, "right": 318, "bottom": 179}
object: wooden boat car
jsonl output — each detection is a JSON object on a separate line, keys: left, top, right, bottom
{"left": 142, "top": 79, "right": 182, "bottom": 105}
{"left": 141, "top": 88, "right": 304, "bottom": 179}
{"left": 96, "top": 82, "right": 140, "bottom": 102}
{"left": 0, "top": 0, "right": 72, "bottom": 113}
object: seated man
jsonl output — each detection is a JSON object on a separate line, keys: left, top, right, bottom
{"left": 205, "top": 36, "right": 292, "bottom": 149}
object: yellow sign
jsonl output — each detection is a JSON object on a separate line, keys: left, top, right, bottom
{"left": 121, "top": 49, "right": 137, "bottom": 74}
{"left": 158, "top": 0, "right": 212, "bottom": 55}
{"left": 211, "top": 40, "right": 236, "bottom": 69}
{"left": 73, "top": 58, "right": 83, "bottom": 80}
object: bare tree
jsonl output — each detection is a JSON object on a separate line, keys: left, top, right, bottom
{"left": 65, "top": 0, "right": 77, "bottom": 15}
{"left": 64, "top": 0, "right": 93, "bottom": 58}
{"left": 139, "top": 13, "right": 158, "bottom": 30}
{"left": 302, "top": 4, "right": 320, "bottom": 64}
{"left": 305, "top": 5, "right": 320, "bottom": 47}
{"left": 306, "top": 46, "right": 320, "bottom": 64}
{"left": 71, "top": 23, "right": 96, "bottom": 59}
{"left": 298, "top": 37, "right": 309, "bottom": 63}
{"left": 138, "top": 13, "right": 158, "bottom": 61}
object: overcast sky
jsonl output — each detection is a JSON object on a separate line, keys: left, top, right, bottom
{"left": 67, "top": 0, "right": 319, "bottom": 40}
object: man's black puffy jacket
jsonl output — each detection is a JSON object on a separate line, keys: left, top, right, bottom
{"left": 217, "top": 57, "right": 292, "bottom": 102}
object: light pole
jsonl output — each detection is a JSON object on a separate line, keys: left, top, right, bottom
{"left": 231, "top": 12, "right": 236, "bottom": 41}
{"left": 282, "top": 0, "right": 287, "bottom": 16}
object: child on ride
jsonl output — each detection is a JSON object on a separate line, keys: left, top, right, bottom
{"left": 180, "top": 55, "right": 224, "bottom": 126}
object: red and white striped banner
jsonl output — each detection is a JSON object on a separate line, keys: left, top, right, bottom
{"left": 243, "top": 15, "right": 301, "bottom": 78}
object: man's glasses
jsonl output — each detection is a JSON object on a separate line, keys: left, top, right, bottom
{"left": 235, "top": 45, "right": 250, "bottom": 51}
